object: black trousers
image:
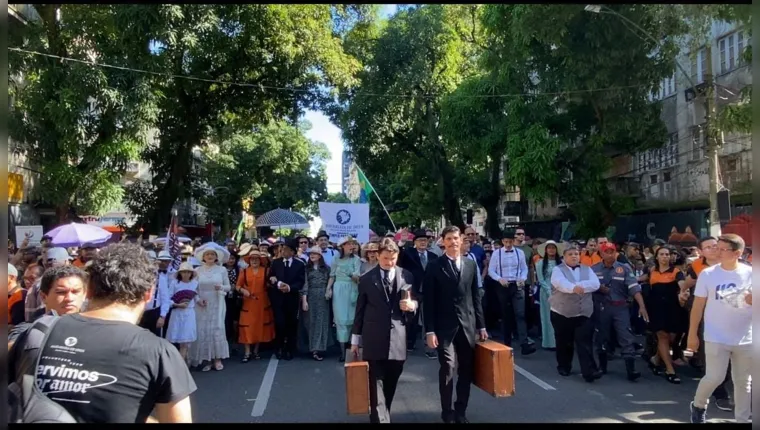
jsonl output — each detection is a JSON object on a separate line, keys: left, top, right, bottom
{"left": 273, "top": 293, "right": 300, "bottom": 353}
{"left": 406, "top": 310, "right": 420, "bottom": 349}
{"left": 139, "top": 307, "right": 170, "bottom": 338}
{"left": 368, "top": 360, "right": 405, "bottom": 423}
{"left": 437, "top": 327, "right": 474, "bottom": 417}
{"left": 550, "top": 311, "right": 597, "bottom": 378}
{"left": 496, "top": 283, "right": 528, "bottom": 347}
{"left": 225, "top": 295, "right": 241, "bottom": 342}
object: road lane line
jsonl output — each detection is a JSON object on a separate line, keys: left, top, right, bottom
{"left": 514, "top": 364, "right": 556, "bottom": 391}
{"left": 251, "top": 356, "right": 279, "bottom": 417}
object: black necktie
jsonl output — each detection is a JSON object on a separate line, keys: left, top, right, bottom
{"left": 382, "top": 269, "right": 392, "bottom": 296}
{"left": 286, "top": 259, "right": 290, "bottom": 269}
{"left": 450, "top": 259, "right": 460, "bottom": 278}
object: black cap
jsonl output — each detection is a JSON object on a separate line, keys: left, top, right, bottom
{"left": 284, "top": 239, "right": 299, "bottom": 251}
{"left": 316, "top": 231, "right": 329, "bottom": 240}
{"left": 413, "top": 229, "right": 428, "bottom": 240}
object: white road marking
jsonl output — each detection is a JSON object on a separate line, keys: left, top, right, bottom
{"left": 250, "top": 356, "right": 279, "bottom": 417}
{"left": 514, "top": 364, "right": 556, "bottom": 391}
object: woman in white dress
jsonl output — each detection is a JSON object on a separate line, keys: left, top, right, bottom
{"left": 188, "top": 243, "right": 231, "bottom": 372}
{"left": 166, "top": 262, "right": 200, "bottom": 362}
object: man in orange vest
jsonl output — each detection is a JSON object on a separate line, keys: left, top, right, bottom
{"left": 580, "top": 239, "right": 602, "bottom": 267}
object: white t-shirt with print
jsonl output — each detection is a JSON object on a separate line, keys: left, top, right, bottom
{"left": 694, "top": 263, "right": 752, "bottom": 346}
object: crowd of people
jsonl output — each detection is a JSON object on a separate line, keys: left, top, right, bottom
{"left": 6, "top": 224, "right": 752, "bottom": 424}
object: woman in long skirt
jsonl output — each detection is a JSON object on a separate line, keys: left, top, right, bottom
{"left": 535, "top": 241, "right": 564, "bottom": 350}
{"left": 327, "top": 236, "right": 361, "bottom": 362}
{"left": 301, "top": 246, "right": 332, "bottom": 361}
{"left": 236, "top": 249, "right": 274, "bottom": 362}
{"left": 189, "top": 244, "right": 231, "bottom": 372}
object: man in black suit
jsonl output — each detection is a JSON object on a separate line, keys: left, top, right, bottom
{"left": 423, "top": 225, "right": 488, "bottom": 424}
{"left": 351, "top": 238, "right": 418, "bottom": 423}
{"left": 399, "top": 229, "right": 438, "bottom": 354}
{"left": 268, "top": 239, "right": 306, "bottom": 360}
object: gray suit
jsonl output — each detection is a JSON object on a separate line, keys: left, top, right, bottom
{"left": 351, "top": 265, "right": 416, "bottom": 423}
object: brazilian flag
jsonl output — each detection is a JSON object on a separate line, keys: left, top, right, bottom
{"left": 357, "top": 166, "right": 375, "bottom": 204}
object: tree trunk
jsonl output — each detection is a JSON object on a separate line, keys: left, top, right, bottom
{"left": 425, "top": 100, "right": 464, "bottom": 228}
{"left": 55, "top": 202, "right": 70, "bottom": 225}
{"left": 483, "top": 146, "right": 505, "bottom": 238}
{"left": 149, "top": 139, "right": 196, "bottom": 234}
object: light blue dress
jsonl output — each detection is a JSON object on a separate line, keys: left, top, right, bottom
{"left": 330, "top": 255, "right": 362, "bottom": 343}
{"left": 536, "top": 258, "right": 557, "bottom": 349}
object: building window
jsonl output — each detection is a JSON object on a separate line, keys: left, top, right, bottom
{"left": 726, "top": 158, "right": 737, "bottom": 172}
{"left": 719, "top": 31, "right": 748, "bottom": 74}
{"left": 650, "top": 174, "right": 658, "bottom": 185}
{"left": 663, "top": 171, "right": 671, "bottom": 182}
{"left": 691, "top": 125, "right": 705, "bottom": 161}
{"left": 692, "top": 48, "right": 707, "bottom": 84}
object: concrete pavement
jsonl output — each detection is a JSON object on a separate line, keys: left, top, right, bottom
{"left": 189, "top": 343, "right": 737, "bottom": 423}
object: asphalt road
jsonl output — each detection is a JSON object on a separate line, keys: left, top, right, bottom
{"left": 189, "top": 339, "right": 738, "bottom": 423}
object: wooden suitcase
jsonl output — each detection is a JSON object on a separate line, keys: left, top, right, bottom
{"left": 345, "top": 360, "right": 370, "bottom": 415}
{"left": 473, "top": 340, "right": 515, "bottom": 397}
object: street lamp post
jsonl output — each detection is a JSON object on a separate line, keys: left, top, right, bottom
{"left": 585, "top": 4, "right": 721, "bottom": 236}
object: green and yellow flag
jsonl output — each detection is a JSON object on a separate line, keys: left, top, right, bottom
{"left": 357, "top": 166, "right": 375, "bottom": 204}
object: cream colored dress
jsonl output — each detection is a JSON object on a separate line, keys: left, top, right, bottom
{"left": 188, "top": 264, "right": 231, "bottom": 366}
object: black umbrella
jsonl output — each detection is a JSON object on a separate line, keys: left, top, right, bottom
{"left": 255, "top": 209, "right": 309, "bottom": 229}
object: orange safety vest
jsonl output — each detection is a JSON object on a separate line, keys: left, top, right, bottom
{"left": 580, "top": 252, "right": 602, "bottom": 267}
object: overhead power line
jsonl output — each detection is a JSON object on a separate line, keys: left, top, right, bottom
{"left": 10, "top": 47, "right": 656, "bottom": 99}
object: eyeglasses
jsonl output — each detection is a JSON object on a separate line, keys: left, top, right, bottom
{"left": 299, "top": 241, "right": 308, "bottom": 245}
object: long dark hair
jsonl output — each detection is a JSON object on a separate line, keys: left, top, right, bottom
{"left": 307, "top": 252, "right": 329, "bottom": 273}
{"left": 542, "top": 244, "right": 563, "bottom": 280}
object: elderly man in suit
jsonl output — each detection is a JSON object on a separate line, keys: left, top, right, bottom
{"left": 351, "top": 238, "right": 418, "bottom": 423}
{"left": 269, "top": 239, "right": 306, "bottom": 361}
{"left": 424, "top": 225, "right": 488, "bottom": 424}
{"left": 399, "top": 228, "right": 439, "bottom": 355}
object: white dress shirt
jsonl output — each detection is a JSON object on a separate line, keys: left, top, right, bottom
{"left": 488, "top": 247, "right": 528, "bottom": 283}
{"left": 321, "top": 247, "right": 336, "bottom": 267}
{"left": 146, "top": 272, "right": 171, "bottom": 318}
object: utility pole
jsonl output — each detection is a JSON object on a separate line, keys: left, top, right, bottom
{"left": 702, "top": 46, "right": 722, "bottom": 237}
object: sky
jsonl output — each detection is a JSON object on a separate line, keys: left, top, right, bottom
{"left": 305, "top": 4, "right": 397, "bottom": 232}
{"left": 304, "top": 4, "right": 398, "bottom": 195}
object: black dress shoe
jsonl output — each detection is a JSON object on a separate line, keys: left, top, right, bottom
{"left": 558, "top": 369, "right": 571, "bottom": 377}
{"left": 275, "top": 350, "right": 283, "bottom": 360}
{"left": 283, "top": 351, "right": 293, "bottom": 361}
{"left": 455, "top": 414, "right": 469, "bottom": 424}
{"left": 441, "top": 412, "right": 455, "bottom": 423}
{"left": 584, "top": 370, "right": 603, "bottom": 382}
{"left": 521, "top": 343, "right": 537, "bottom": 355}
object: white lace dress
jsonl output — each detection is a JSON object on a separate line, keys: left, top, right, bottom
{"left": 188, "top": 264, "right": 231, "bottom": 366}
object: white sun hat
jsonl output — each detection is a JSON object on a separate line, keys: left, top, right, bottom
{"left": 194, "top": 242, "right": 230, "bottom": 265}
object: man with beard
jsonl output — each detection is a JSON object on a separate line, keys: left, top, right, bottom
{"left": 351, "top": 239, "right": 417, "bottom": 423}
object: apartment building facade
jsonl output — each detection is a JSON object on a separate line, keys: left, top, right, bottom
{"left": 634, "top": 20, "right": 751, "bottom": 204}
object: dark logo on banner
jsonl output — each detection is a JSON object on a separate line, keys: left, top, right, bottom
{"left": 336, "top": 209, "right": 351, "bottom": 225}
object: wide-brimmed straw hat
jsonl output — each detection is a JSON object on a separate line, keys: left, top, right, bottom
{"left": 238, "top": 243, "right": 254, "bottom": 257}
{"left": 537, "top": 240, "right": 566, "bottom": 257}
{"left": 308, "top": 245, "right": 323, "bottom": 255}
{"left": 337, "top": 235, "right": 357, "bottom": 248}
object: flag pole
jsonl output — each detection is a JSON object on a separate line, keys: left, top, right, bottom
{"left": 356, "top": 165, "right": 397, "bottom": 232}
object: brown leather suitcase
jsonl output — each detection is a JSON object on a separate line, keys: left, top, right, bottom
{"left": 345, "top": 361, "right": 370, "bottom": 415}
{"left": 473, "top": 340, "right": 515, "bottom": 397}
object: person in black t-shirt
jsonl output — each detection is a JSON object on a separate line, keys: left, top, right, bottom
{"left": 11, "top": 243, "right": 197, "bottom": 423}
